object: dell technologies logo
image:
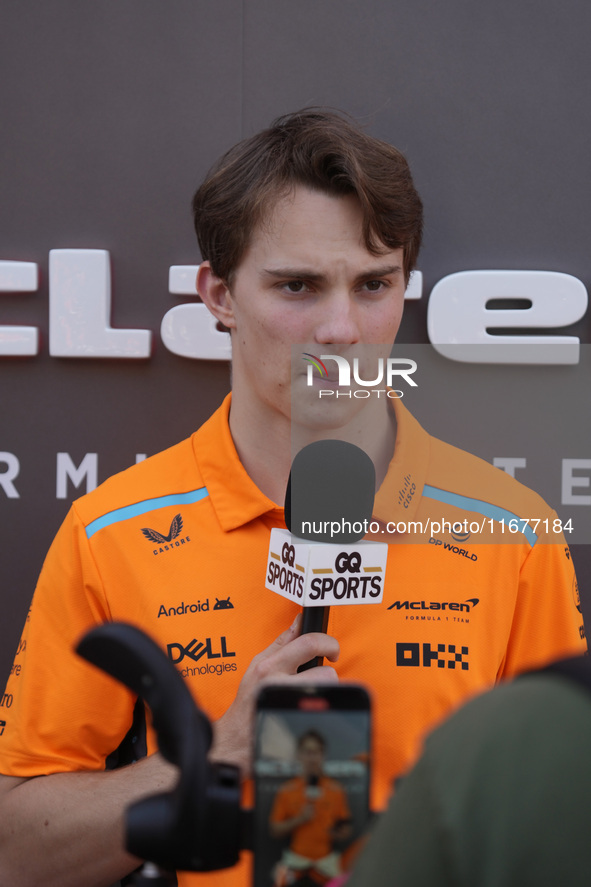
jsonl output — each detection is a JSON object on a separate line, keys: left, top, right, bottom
{"left": 167, "top": 635, "right": 238, "bottom": 679}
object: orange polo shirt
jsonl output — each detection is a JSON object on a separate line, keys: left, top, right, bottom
{"left": 0, "top": 394, "right": 585, "bottom": 887}
{"left": 269, "top": 775, "right": 350, "bottom": 860}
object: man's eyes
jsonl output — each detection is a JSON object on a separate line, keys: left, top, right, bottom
{"left": 359, "top": 279, "right": 394, "bottom": 296}
{"left": 363, "top": 279, "right": 387, "bottom": 293}
{"left": 283, "top": 280, "right": 309, "bottom": 294}
{"left": 277, "top": 279, "right": 390, "bottom": 295}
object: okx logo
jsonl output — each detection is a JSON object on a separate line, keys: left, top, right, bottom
{"left": 396, "top": 642, "right": 469, "bottom": 670}
{"left": 303, "top": 352, "right": 417, "bottom": 400}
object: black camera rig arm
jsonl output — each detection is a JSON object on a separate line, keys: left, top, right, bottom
{"left": 77, "top": 622, "right": 247, "bottom": 874}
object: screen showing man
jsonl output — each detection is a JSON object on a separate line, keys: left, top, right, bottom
{"left": 269, "top": 731, "right": 351, "bottom": 886}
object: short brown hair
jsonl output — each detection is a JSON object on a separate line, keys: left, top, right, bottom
{"left": 192, "top": 109, "right": 423, "bottom": 285}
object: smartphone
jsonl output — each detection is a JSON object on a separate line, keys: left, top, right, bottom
{"left": 253, "top": 684, "right": 371, "bottom": 887}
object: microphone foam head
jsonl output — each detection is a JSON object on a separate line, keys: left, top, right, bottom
{"left": 285, "top": 440, "right": 376, "bottom": 543}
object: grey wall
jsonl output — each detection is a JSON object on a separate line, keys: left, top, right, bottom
{"left": 1, "top": 0, "right": 590, "bottom": 689}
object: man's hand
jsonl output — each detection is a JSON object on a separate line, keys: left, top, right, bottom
{"left": 269, "top": 802, "right": 316, "bottom": 840}
{"left": 210, "top": 614, "right": 339, "bottom": 775}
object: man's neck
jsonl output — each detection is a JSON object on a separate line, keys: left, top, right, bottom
{"left": 228, "top": 396, "right": 397, "bottom": 507}
{"left": 228, "top": 400, "right": 292, "bottom": 506}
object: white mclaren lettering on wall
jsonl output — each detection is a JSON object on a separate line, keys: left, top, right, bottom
{"left": 0, "top": 253, "right": 587, "bottom": 363}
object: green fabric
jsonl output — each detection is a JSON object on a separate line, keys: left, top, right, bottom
{"left": 348, "top": 671, "right": 591, "bottom": 886}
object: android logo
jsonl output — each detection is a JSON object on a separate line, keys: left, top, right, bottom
{"left": 213, "top": 597, "right": 234, "bottom": 611}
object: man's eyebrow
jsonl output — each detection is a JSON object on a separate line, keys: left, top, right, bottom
{"left": 261, "top": 267, "right": 326, "bottom": 281}
{"left": 354, "top": 265, "right": 402, "bottom": 280}
{"left": 261, "top": 265, "right": 403, "bottom": 281}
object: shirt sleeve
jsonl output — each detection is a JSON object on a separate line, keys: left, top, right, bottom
{"left": 498, "top": 518, "right": 586, "bottom": 680}
{"left": 0, "top": 505, "right": 136, "bottom": 776}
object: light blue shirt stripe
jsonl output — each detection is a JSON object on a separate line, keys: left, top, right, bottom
{"left": 85, "top": 487, "right": 209, "bottom": 539}
{"left": 422, "top": 484, "right": 538, "bottom": 546}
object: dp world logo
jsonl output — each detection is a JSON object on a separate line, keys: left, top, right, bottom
{"left": 451, "top": 526, "right": 471, "bottom": 543}
{"left": 303, "top": 353, "right": 418, "bottom": 399}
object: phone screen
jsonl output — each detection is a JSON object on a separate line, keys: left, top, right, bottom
{"left": 253, "top": 684, "right": 371, "bottom": 887}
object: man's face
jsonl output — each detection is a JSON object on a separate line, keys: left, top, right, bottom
{"left": 297, "top": 736, "right": 325, "bottom": 778}
{"left": 220, "top": 186, "right": 406, "bottom": 433}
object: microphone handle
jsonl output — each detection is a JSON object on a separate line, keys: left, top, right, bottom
{"left": 297, "top": 606, "right": 330, "bottom": 672}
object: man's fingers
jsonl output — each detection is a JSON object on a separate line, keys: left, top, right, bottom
{"left": 260, "top": 613, "right": 339, "bottom": 661}
{"left": 213, "top": 615, "right": 339, "bottom": 774}
{"left": 252, "top": 629, "right": 340, "bottom": 682}
{"left": 296, "top": 631, "right": 340, "bottom": 663}
{"left": 280, "top": 664, "right": 339, "bottom": 685}
{"left": 262, "top": 612, "right": 302, "bottom": 656}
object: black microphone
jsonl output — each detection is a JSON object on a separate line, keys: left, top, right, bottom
{"left": 284, "top": 439, "right": 376, "bottom": 671}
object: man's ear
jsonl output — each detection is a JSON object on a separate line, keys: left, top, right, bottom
{"left": 196, "top": 261, "right": 236, "bottom": 331}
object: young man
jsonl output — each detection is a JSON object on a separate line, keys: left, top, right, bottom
{"left": 269, "top": 730, "right": 352, "bottom": 885}
{"left": 0, "top": 110, "right": 585, "bottom": 887}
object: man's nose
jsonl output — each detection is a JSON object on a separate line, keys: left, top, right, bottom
{"left": 313, "top": 292, "right": 361, "bottom": 345}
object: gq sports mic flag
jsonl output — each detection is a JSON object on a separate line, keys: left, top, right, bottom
{"left": 265, "top": 438, "right": 388, "bottom": 607}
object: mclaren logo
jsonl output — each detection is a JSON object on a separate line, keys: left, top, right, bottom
{"left": 141, "top": 513, "right": 191, "bottom": 555}
{"left": 388, "top": 598, "right": 479, "bottom": 613}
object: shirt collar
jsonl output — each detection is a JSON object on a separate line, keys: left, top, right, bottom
{"left": 193, "top": 393, "right": 284, "bottom": 531}
{"left": 373, "top": 398, "right": 430, "bottom": 524}
{"left": 194, "top": 393, "right": 430, "bottom": 532}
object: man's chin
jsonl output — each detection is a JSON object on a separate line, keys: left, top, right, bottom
{"left": 291, "top": 397, "right": 368, "bottom": 437}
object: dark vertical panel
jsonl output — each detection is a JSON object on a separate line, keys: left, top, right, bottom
{"left": 0, "top": 0, "right": 244, "bottom": 685}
